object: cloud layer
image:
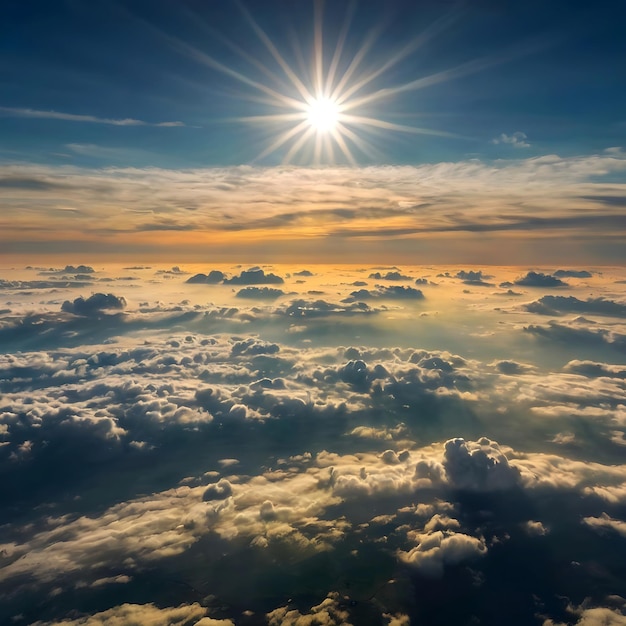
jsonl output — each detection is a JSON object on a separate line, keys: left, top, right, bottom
{"left": 1, "top": 150, "right": 626, "bottom": 262}
{"left": 1, "top": 264, "right": 626, "bottom": 625}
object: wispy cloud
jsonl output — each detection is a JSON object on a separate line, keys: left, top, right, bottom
{"left": 0, "top": 151, "right": 625, "bottom": 261}
{"left": 0, "top": 106, "right": 184, "bottom": 127}
{"left": 492, "top": 131, "right": 530, "bottom": 148}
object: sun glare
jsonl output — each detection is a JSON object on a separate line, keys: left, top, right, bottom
{"left": 198, "top": 1, "right": 466, "bottom": 163}
{"left": 306, "top": 97, "right": 339, "bottom": 133}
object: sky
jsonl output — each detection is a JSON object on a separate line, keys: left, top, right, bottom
{"left": 2, "top": 4, "right": 626, "bottom": 624}
{"left": 1, "top": 0, "right": 625, "bottom": 262}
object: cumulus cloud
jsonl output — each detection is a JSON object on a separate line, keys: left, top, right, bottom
{"left": 186, "top": 270, "right": 225, "bottom": 284}
{"left": 564, "top": 360, "right": 626, "bottom": 379}
{"left": 266, "top": 592, "right": 352, "bottom": 626}
{"left": 224, "top": 267, "right": 284, "bottom": 285}
{"left": 282, "top": 299, "right": 373, "bottom": 317}
{"left": 235, "top": 286, "right": 285, "bottom": 299}
{"left": 554, "top": 269, "right": 593, "bottom": 278}
{"left": 524, "top": 321, "right": 626, "bottom": 352}
{"left": 443, "top": 437, "right": 521, "bottom": 491}
{"left": 61, "top": 293, "right": 126, "bottom": 315}
{"left": 2, "top": 266, "right": 626, "bottom": 624}
{"left": 343, "top": 286, "right": 424, "bottom": 302}
{"left": 543, "top": 603, "right": 626, "bottom": 626}
{"left": 455, "top": 270, "right": 492, "bottom": 285}
{"left": 583, "top": 513, "right": 626, "bottom": 537}
{"left": 29, "top": 602, "right": 213, "bottom": 625}
{"left": 514, "top": 271, "right": 568, "bottom": 288}
{"left": 369, "top": 271, "right": 412, "bottom": 281}
{"left": 398, "top": 527, "right": 487, "bottom": 577}
{"left": 54, "top": 264, "right": 95, "bottom": 274}
{"left": 494, "top": 360, "right": 533, "bottom": 374}
{"left": 525, "top": 295, "right": 626, "bottom": 317}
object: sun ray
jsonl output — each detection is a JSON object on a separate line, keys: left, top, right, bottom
{"left": 329, "top": 26, "right": 382, "bottom": 103}
{"left": 324, "top": 133, "right": 337, "bottom": 164}
{"left": 170, "top": 36, "right": 306, "bottom": 110}
{"left": 236, "top": 0, "right": 313, "bottom": 104}
{"left": 343, "top": 46, "right": 532, "bottom": 111}
{"left": 340, "top": 114, "right": 462, "bottom": 138}
{"left": 324, "top": 0, "right": 356, "bottom": 97}
{"left": 330, "top": 127, "right": 357, "bottom": 165}
{"left": 185, "top": 1, "right": 530, "bottom": 164}
{"left": 314, "top": 131, "right": 322, "bottom": 165}
{"left": 313, "top": 0, "right": 325, "bottom": 97}
{"left": 236, "top": 113, "right": 307, "bottom": 123}
{"left": 283, "top": 126, "right": 316, "bottom": 164}
{"left": 335, "top": 8, "right": 461, "bottom": 106}
{"left": 335, "top": 123, "right": 380, "bottom": 161}
{"left": 255, "top": 120, "right": 310, "bottom": 162}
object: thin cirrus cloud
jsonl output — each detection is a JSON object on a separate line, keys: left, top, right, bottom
{"left": 492, "top": 131, "right": 531, "bottom": 148}
{"left": 0, "top": 106, "right": 184, "bottom": 127}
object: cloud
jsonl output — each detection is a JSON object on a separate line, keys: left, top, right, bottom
{"left": 29, "top": 603, "right": 215, "bottom": 626}
{"left": 398, "top": 528, "right": 487, "bottom": 578}
{"left": 564, "top": 360, "right": 626, "bottom": 379}
{"left": 494, "top": 360, "right": 533, "bottom": 375}
{"left": 267, "top": 594, "right": 350, "bottom": 625}
{"left": 343, "top": 285, "right": 425, "bottom": 301}
{"left": 2, "top": 151, "right": 626, "bottom": 262}
{"left": 543, "top": 605, "right": 626, "bottom": 626}
{"left": 0, "top": 106, "right": 184, "bottom": 127}
{"left": 2, "top": 270, "right": 626, "bottom": 624}
{"left": 524, "top": 321, "right": 626, "bottom": 352}
{"left": 235, "top": 287, "right": 286, "bottom": 299}
{"left": 525, "top": 295, "right": 626, "bottom": 317}
{"left": 455, "top": 270, "right": 493, "bottom": 286}
{"left": 203, "top": 478, "right": 233, "bottom": 501}
{"left": 61, "top": 293, "right": 127, "bottom": 316}
{"left": 514, "top": 271, "right": 568, "bottom": 287}
{"left": 0, "top": 278, "right": 95, "bottom": 290}
{"left": 369, "top": 271, "right": 412, "bottom": 281}
{"left": 553, "top": 269, "right": 593, "bottom": 278}
{"left": 224, "top": 267, "right": 284, "bottom": 285}
{"left": 186, "top": 270, "right": 225, "bottom": 284}
{"left": 492, "top": 131, "right": 530, "bottom": 148}
{"left": 583, "top": 513, "right": 626, "bottom": 538}
{"left": 282, "top": 299, "right": 373, "bottom": 317}
{"left": 53, "top": 265, "right": 95, "bottom": 274}
{"left": 443, "top": 437, "right": 521, "bottom": 491}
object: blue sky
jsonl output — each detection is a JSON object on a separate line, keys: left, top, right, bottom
{"left": 1, "top": 0, "right": 625, "bottom": 262}
{"left": 2, "top": 0, "right": 625, "bottom": 168}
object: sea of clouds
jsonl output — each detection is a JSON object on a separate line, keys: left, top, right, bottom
{"left": 1, "top": 263, "right": 625, "bottom": 625}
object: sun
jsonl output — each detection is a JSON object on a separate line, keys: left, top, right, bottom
{"left": 306, "top": 97, "right": 339, "bottom": 133}
{"left": 197, "top": 1, "right": 466, "bottom": 163}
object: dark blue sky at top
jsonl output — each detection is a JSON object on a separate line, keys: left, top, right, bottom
{"left": 1, "top": 0, "right": 625, "bottom": 168}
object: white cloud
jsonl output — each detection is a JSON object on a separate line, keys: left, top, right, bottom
{"left": 398, "top": 528, "right": 487, "bottom": 577}
{"left": 29, "top": 602, "right": 213, "bottom": 625}
{"left": 0, "top": 106, "right": 184, "bottom": 127}
{"left": 492, "top": 131, "right": 531, "bottom": 148}
{"left": 583, "top": 513, "right": 626, "bottom": 537}
{"left": 1, "top": 150, "right": 626, "bottom": 261}
{"left": 1, "top": 271, "right": 626, "bottom": 623}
